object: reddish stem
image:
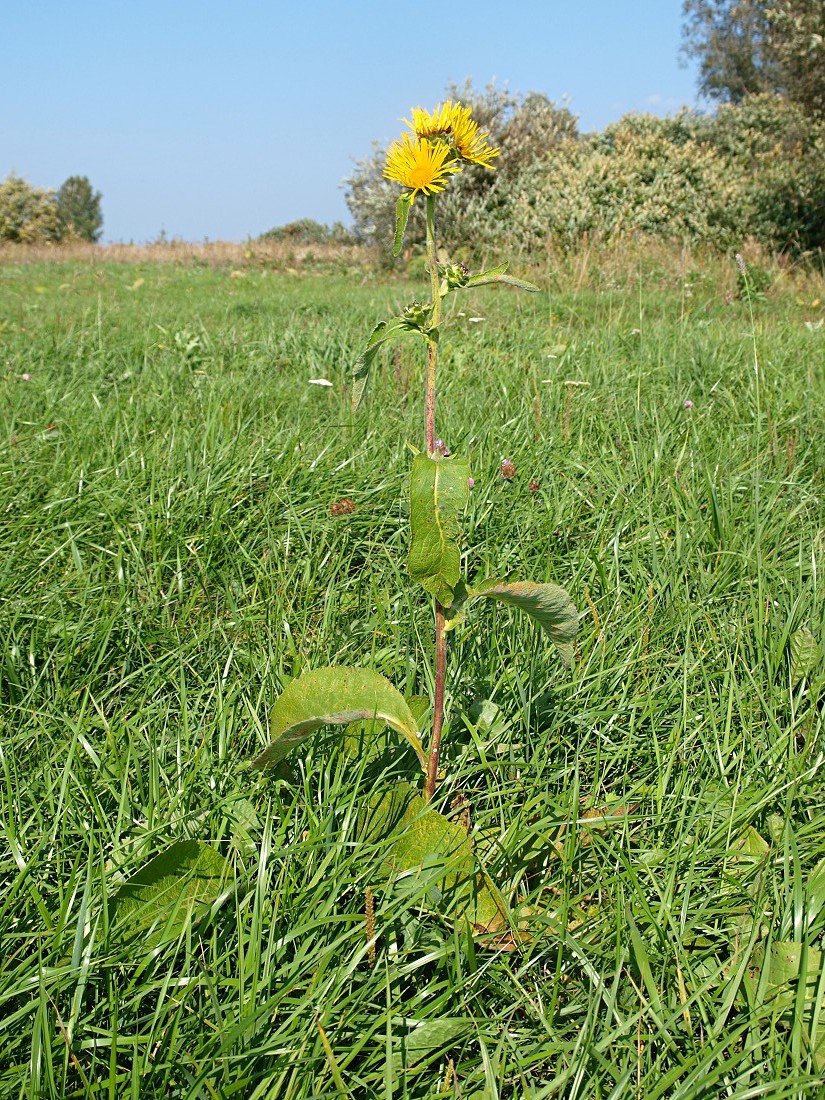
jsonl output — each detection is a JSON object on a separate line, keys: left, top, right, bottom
{"left": 424, "top": 601, "right": 446, "bottom": 801}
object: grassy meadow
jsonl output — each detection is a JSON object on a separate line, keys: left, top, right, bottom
{"left": 1, "top": 247, "right": 824, "bottom": 1098}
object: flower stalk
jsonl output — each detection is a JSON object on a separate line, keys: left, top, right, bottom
{"left": 424, "top": 192, "right": 445, "bottom": 801}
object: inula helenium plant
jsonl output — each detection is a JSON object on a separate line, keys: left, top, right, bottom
{"left": 251, "top": 101, "right": 579, "bottom": 930}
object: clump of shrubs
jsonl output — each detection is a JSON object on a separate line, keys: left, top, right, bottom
{"left": 256, "top": 218, "right": 355, "bottom": 246}
{"left": 0, "top": 174, "right": 63, "bottom": 244}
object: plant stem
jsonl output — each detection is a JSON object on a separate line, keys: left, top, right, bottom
{"left": 424, "top": 193, "right": 445, "bottom": 803}
{"left": 424, "top": 195, "right": 441, "bottom": 455}
{"left": 425, "top": 603, "right": 446, "bottom": 801}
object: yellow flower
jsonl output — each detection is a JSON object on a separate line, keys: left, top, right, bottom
{"left": 383, "top": 135, "right": 462, "bottom": 198}
{"left": 404, "top": 101, "right": 500, "bottom": 170}
{"left": 404, "top": 102, "right": 456, "bottom": 141}
{"left": 449, "top": 104, "right": 500, "bottom": 169}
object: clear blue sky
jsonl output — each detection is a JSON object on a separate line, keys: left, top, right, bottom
{"left": 2, "top": 1, "right": 700, "bottom": 243}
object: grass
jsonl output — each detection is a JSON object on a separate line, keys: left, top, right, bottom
{"left": 0, "top": 249, "right": 824, "bottom": 1098}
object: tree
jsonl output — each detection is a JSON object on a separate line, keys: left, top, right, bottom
{"left": 56, "top": 175, "right": 103, "bottom": 242}
{"left": 681, "top": 0, "right": 825, "bottom": 117}
{"left": 766, "top": 1, "right": 825, "bottom": 118}
{"left": 681, "top": 0, "right": 779, "bottom": 103}
{"left": 0, "top": 173, "right": 62, "bottom": 243}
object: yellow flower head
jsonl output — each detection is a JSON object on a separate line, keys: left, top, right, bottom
{"left": 404, "top": 102, "right": 457, "bottom": 141}
{"left": 448, "top": 104, "right": 500, "bottom": 169}
{"left": 404, "top": 101, "right": 500, "bottom": 170}
{"left": 383, "top": 135, "right": 462, "bottom": 198}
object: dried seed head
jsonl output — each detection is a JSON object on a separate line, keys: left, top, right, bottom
{"left": 330, "top": 498, "right": 356, "bottom": 517}
{"left": 529, "top": 479, "right": 540, "bottom": 493}
{"left": 500, "top": 459, "right": 515, "bottom": 480}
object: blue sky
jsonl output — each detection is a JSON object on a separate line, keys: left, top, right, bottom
{"left": 2, "top": 2, "right": 700, "bottom": 243}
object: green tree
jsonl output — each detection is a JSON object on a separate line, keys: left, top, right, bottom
{"left": 56, "top": 175, "right": 103, "bottom": 242}
{"left": 766, "top": 1, "right": 825, "bottom": 118}
{"left": 681, "top": 0, "right": 825, "bottom": 117}
{"left": 0, "top": 173, "right": 62, "bottom": 243}
{"left": 681, "top": 0, "right": 779, "bottom": 103}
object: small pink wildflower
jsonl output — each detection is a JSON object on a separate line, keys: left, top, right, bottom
{"left": 20, "top": 373, "right": 32, "bottom": 382}
{"left": 683, "top": 399, "right": 694, "bottom": 409}
{"left": 467, "top": 477, "right": 475, "bottom": 489}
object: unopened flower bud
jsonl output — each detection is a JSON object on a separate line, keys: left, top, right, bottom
{"left": 442, "top": 262, "right": 470, "bottom": 290}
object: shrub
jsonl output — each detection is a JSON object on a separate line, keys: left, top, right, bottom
{"left": 706, "top": 94, "right": 825, "bottom": 251}
{"left": 508, "top": 113, "right": 741, "bottom": 252}
{"left": 508, "top": 96, "right": 825, "bottom": 255}
{"left": 256, "top": 218, "right": 354, "bottom": 245}
{"left": 0, "top": 173, "right": 63, "bottom": 243}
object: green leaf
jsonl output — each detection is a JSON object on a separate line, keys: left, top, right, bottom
{"left": 748, "top": 940, "right": 822, "bottom": 1010}
{"left": 352, "top": 317, "right": 412, "bottom": 411}
{"left": 408, "top": 453, "right": 470, "bottom": 607}
{"left": 360, "top": 782, "right": 509, "bottom": 934}
{"left": 790, "top": 625, "right": 819, "bottom": 682}
{"left": 343, "top": 695, "right": 430, "bottom": 764}
{"left": 745, "top": 939, "right": 825, "bottom": 1070}
{"left": 470, "top": 578, "right": 579, "bottom": 667}
{"left": 251, "top": 666, "right": 426, "bottom": 770}
{"left": 393, "top": 191, "right": 414, "bottom": 257}
{"left": 398, "top": 1017, "right": 473, "bottom": 1067}
{"left": 111, "top": 840, "right": 229, "bottom": 945}
{"left": 465, "top": 262, "right": 540, "bottom": 293}
{"left": 730, "top": 824, "right": 770, "bottom": 861}
{"left": 804, "top": 858, "right": 825, "bottom": 927}
{"left": 405, "top": 694, "right": 431, "bottom": 727}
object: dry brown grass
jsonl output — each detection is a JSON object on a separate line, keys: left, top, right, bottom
{"left": 533, "top": 233, "right": 824, "bottom": 298}
{"left": 0, "top": 238, "right": 370, "bottom": 269}
{"left": 1, "top": 235, "right": 820, "bottom": 299}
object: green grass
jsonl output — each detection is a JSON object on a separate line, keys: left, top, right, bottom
{"left": 1, "top": 255, "right": 824, "bottom": 1098}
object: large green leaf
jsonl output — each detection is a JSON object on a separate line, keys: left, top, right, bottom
{"left": 790, "top": 625, "right": 820, "bottom": 683}
{"left": 251, "top": 666, "right": 426, "bottom": 770}
{"left": 343, "top": 695, "right": 430, "bottom": 764}
{"left": 745, "top": 940, "right": 825, "bottom": 1067}
{"left": 111, "top": 840, "right": 229, "bottom": 945}
{"left": 360, "top": 782, "right": 508, "bottom": 934}
{"left": 408, "top": 453, "right": 470, "bottom": 607}
{"left": 470, "top": 579, "right": 579, "bottom": 667}
{"left": 397, "top": 1017, "right": 473, "bottom": 1067}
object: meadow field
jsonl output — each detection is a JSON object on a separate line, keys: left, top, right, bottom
{"left": 1, "top": 247, "right": 824, "bottom": 1098}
